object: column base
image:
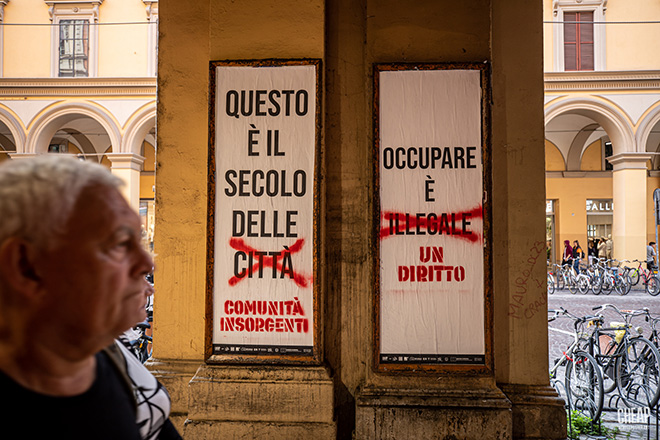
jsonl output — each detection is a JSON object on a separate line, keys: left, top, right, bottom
{"left": 498, "top": 383, "right": 566, "bottom": 440}
{"left": 184, "top": 364, "right": 336, "bottom": 439}
{"left": 355, "top": 385, "right": 512, "bottom": 439}
{"left": 146, "top": 358, "right": 200, "bottom": 433}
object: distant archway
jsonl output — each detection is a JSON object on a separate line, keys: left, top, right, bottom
{"left": 25, "top": 102, "right": 120, "bottom": 155}
{"left": 545, "top": 98, "right": 634, "bottom": 160}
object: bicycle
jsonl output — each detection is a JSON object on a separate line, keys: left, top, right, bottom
{"left": 548, "top": 308, "right": 604, "bottom": 420}
{"left": 558, "top": 263, "right": 589, "bottom": 294}
{"left": 120, "top": 292, "right": 153, "bottom": 363}
{"left": 627, "top": 259, "right": 660, "bottom": 296}
{"left": 547, "top": 271, "right": 555, "bottom": 295}
{"left": 596, "top": 259, "right": 628, "bottom": 296}
{"left": 589, "top": 304, "right": 660, "bottom": 408}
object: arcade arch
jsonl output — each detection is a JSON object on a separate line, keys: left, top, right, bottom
{"left": 545, "top": 96, "right": 649, "bottom": 265}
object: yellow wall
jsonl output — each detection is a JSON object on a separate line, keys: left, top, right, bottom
{"left": 142, "top": 141, "right": 155, "bottom": 171}
{"left": 546, "top": 176, "right": 613, "bottom": 262}
{"left": 97, "top": 0, "right": 150, "bottom": 77}
{"left": 605, "top": 1, "right": 660, "bottom": 71}
{"left": 545, "top": 140, "right": 565, "bottom": 171}
{"left": 3, "top": 0, "right": 151, "bottom": 78}
{"left": 543, "top": 0, "right": 660, "bottom": 71}
{"left": 580, "top": 140, "right": 602, "bottom": 171}
{"left": 3, "top": 0, "right": 51, "bottom": 77}
{"left": 67, "top": 141, "right": 82, "bottom": 155}
{"left": 542, "top": 0, "right": 554, "bottom": 72}
{"left": 140, "top": 174, "right": 155, "bottom": 199}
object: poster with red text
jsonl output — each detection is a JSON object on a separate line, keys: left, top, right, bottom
{"left": 378, "top": 68, "right": 485, "bottom": 365}
{"left": 211, "top": 62, "right": 317, "bottom": 358}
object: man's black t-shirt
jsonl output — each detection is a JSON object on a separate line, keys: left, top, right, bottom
{"left": 0, "top": 351, "right": 141, "bottom": 439}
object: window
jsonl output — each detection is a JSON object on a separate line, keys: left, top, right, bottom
{"left": 552, "top": 0, "right": 606, "bottom": 71}
{"left": 46, "top": 1, "right": 101, "bottom": 78}
{"left": 59, "top": 20, "right": 89, "bottom": 77}
{"left": 603, "top": 141, "right": 613, "bottom": 170}
{"left": 563, "top": 11, "right": 594, "bottom": 71}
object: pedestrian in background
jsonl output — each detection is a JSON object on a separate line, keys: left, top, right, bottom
{"left": 648, "top": 242, "right": 657, "bottom": 272}
{"left": 572, "top": 240, "right": 584, "bottom": 273}
{"left": 562, "top": 240, "right": 573, "bottom": 267}
{"left": 606, "top": 234, "right": 613, "bottom": 260}
{"left": 598, "top": 236, "right": 608, "bottom": 261}
{"left": 588, "top": 238, "right": 597, "bottom": 265}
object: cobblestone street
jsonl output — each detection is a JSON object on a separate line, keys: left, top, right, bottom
{"left": 548, "top": 287, "right": 660, "bottom": 439}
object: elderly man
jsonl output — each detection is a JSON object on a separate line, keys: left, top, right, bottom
{"left": 0, "top": 156, "right": 180, "bottom": 439}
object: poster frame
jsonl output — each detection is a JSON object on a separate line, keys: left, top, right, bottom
{"left": 205, "top": 59, "right": 323, "bottom": 365}
{"left": 372, "top": 62, "right": 493, "bottom": 374}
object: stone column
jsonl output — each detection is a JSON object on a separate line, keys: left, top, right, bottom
{"left": 106, "top": 152, "right": 144, "bottom": 211}
{"left": 491, "top": 1, "right": 566, "bottom": 438}
{"left": 608, "top": 153, "right": 653, "bottom": 262}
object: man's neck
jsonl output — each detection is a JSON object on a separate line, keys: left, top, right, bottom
{"left": 0, "top": 337, "right": 98, "bottom": 397}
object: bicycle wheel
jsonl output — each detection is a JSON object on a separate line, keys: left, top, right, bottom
{"left": 597, "top": 333, "right": 617, "bottom": 394}
{"left": 556, "top": 274, "right": 565, "bottom": 291}
{"left": 601, "top": 276, "right": 612, "bottom": 295}
{"left": 615, "top": 337, "right": 660, "bottom": 408}
{"left": 590, "top": 274, "right": 602, "bottom": 295}
{"left": 565, "top": 350, "right": 604, "bottom": 420}
{"left": 577, "top": 276, "right": 589, "bottom": 295}
{"left": 568, "top": 277, "right": 578, "bottom": 294}
{"left": 547, "top": 274, "right": 555, "bottom": 295}
{"left": 630, "top": 268, "right": 640, "bottom": 286}
{"left": 614, "top": 275, "right": 627, "bottom": 296}
{"left": 648, "top": 276, "right": 660, "bottom": 296}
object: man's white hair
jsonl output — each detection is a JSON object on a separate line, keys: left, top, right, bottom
{"left": 0, "top": 155, "right": 124, "bottom": 250}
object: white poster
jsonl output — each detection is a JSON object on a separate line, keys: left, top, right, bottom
{"left": 212, "top": 64, "right": 317, "bottom": 357}
{"left": 378, "top": 68, "right": 485, "bottom": 365}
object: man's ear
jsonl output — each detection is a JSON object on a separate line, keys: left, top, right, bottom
{"left": 0, "top": 238, "right": 41, "bottom": 297}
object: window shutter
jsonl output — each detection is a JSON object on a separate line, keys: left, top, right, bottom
{"left": 578, "top": 12, "right": 594, "bottom": 70}
{"left": 563, "top": 12, "right": 578, "bottom": 71}
{"left": 563, "top": 11, "right": 594, "bottom": 71}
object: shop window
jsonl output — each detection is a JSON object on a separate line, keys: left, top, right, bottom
{"left": 587, "top": 199, "right": 612, "bottom": 240}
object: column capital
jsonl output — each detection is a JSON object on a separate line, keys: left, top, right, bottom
{"left": 7, "top": 152, "right": 38, "bottom": 160}
{"left": 607, "top": 152, "right": 653, "bottom": 171}
{"left": 106, "top": 152, "right": 145, "bottom": 171}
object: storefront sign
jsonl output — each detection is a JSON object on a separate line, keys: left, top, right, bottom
{"left": 206, "top": 60, "right": 321, "bottom": 363}
{"left": 374, "top": 64, "right": 491, "bottom": 371}
{"left": 586, "top": 199, "right": 613, "bottom": 213}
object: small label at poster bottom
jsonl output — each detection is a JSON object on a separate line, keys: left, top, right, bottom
{"left": 380, "top": 353, "right": 485, "bottom": 364}
{"left": 214, "top": 344, "right": 313, "bottom": 356}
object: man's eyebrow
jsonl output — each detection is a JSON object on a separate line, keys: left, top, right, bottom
{"left": 108, "top": 226, "right": 139, "bottom": 242}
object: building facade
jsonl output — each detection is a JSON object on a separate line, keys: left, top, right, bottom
{"left": 544, "top": 0, "right": 660, "bottom": 265}
{"left": 0, "top": 0, "right": 157, "bottom": 250}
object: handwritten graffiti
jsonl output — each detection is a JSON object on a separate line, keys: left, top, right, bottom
{"left": 508, "top": 241, "right": 546, "bottom": 320}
